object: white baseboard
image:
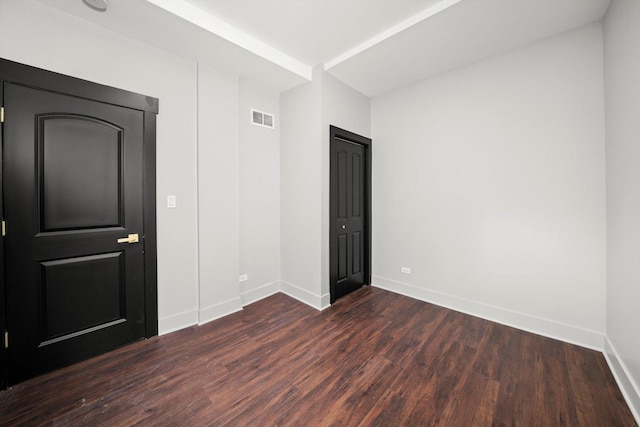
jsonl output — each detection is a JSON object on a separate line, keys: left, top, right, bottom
{"left": 159, "top": 280, "right": 325, "bottom": 336}
{"left": 280, "top": 280, "right": 327, "bottom": 311}
{"left": 604, "top": 337, "right": 640, "bottom": 424}
{"left": 158, "top": 309, "right": 198, "bottom": 335}
{"left": 198, "top": 297, "right": 243, "bottom": 326}
{"left": 319, "top": 292, "right": 331, "bottom": 310}
{"left": 372, "top": 275, "right": 604, "bottom": 351}
{"left": 240, "top": 280, "right": 281, "bottom": 307}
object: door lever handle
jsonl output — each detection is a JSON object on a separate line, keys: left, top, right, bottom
{"left": 117, "top": 233, "right": 139, "bottom": 244}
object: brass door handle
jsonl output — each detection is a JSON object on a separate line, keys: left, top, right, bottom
{"left": 117, "top": 233, "right": 139, "bottom": 244}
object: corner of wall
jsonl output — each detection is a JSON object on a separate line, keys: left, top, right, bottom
{"left": 279, "top": 76, "right": 323, "bottom": 298}
{"left": 240, "top": 281, "right": 281, "bottom": 307}
{"left": 604, "top": 337, "right": 640, "bottom": 423}
{"left": 603, "top": 1, "right": 640, "bottom": 422}
{"left": 280, "top": 281, "right": 329, "bottom": 311}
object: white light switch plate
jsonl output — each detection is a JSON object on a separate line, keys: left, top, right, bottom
{"left": 167, "top": 195, "right": 177, "bottom": 208}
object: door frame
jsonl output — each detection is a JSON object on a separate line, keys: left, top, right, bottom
{"left": 0, "top": 58, "right": 159, "bottom": 388}
{"left": 329, "top": 125, "right": 372, "bottom": 304}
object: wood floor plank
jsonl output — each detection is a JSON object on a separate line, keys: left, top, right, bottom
{"left": 0, "top": 287, "right": 636, "bottom": 426}
{"left": 436, "top": 371, "right": 500, "bottom": 427}
{"left": 314, "top": 355, "right": 402, "bottom": 427}
{"left": 403, "top": 340, "right": 478, "bottom": 426}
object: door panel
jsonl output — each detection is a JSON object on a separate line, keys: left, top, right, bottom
{"left": 40, "top": 252, "right": 125, "bottom": 343}
{"left": 330, "top": 126, "right": 371, "bottom": 303}
{"left": 40, "top": 115, "right": 123, "bottom": 231}
{"left": 4, "top": 82, "right": 145, "bottom": 384}
{"left": 337, "top": 151, "right": 347, "bottom": 218}
{"left": 352, "top": 232, "right": 361, "bottom": 275}
{"left": 352, "top": 154, "right": 361, "bottom": 217}
{"left": 338, "top": 234, "right": 347, "bottom": 280}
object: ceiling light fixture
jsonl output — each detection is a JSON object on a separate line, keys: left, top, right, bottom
{"left": 83, "top": 0, "right": 108, "bottom": 12}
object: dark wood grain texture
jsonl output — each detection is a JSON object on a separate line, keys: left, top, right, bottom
{"left": 0, "top": 287, "right": 636, "bottom": 426}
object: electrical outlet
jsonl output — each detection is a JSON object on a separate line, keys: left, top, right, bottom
{"left": 167, "top": 195, "right": 177, "bottom": 208}
{"left": 401, "top": 267, "right": 411, "bottom": 274}
{"left": 239, "top": 274, "right": 248, "bottom": 282}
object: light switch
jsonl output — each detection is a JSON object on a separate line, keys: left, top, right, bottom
{"left": 167, "top": 195, "right": 177, "bottom": 208}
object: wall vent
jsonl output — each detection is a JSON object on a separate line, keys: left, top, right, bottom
{"left": 251, "top": 108, "right": 275, "bottom": 129}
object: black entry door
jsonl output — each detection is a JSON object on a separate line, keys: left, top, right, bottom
{"left": 3, "top": 82, "right": 146, "bottom": 384}
{"left": 330, "top": 126, "right": 371, "bottom": 303}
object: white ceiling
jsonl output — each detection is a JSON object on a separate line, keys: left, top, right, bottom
{"left": 42, "top": 0, "right": 612, "bottom": 96}
{"left": 36, "top": 0, "right": 310, "bottom": 92}
{"left": 328, "top": 0, "right": 612, "bottom": 96}
{"left": 184, "top": 0, "right": 443, "bottom": 66}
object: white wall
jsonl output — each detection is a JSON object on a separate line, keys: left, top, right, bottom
{"left": 371, "top": 23, "right": 607, "bottom": 349}
{"left": 197, "top": 65, "right": 242, "bottom": 325}
{"left": 603, "top": 0, "right": 640, "bottom": 420}
{"left": 0, "top": 0, "right": 246, "bottom": 334}
{"left": 239, "top": 80, "right": 281, "bottom": 305}
{"left": 279, "top": 73, "right": 323, "bottom": 307}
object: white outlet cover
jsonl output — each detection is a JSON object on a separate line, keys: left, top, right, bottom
{"left": 167, "top": 195, "right": 177, "bottom": 208}
{"left": 401, "top": 267, "right": 411, "bottom": 274}
{"left": 239, "top": 274, "right": 248, "bottom": 282}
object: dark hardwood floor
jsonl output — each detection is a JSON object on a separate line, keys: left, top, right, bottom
{"left": 0, "top": 287, "right": 636, "bottom": 426}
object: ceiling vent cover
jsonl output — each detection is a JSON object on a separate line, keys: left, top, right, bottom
{"left": 251, "top": 109, "right": 275, "bottom": 129}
